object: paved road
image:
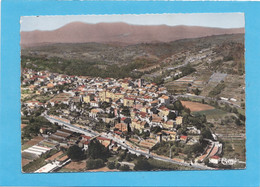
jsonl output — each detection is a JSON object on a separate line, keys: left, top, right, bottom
{"left": 142, "top": 55, "right": 190, "bottom": 78}
{"left": 44, "top": 114, "right": 213, "bottom": 170}
{"left": 165, "top": 56, "right": 190, "bottom": 71}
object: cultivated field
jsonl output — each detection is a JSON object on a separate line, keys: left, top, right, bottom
{"left": 87, "top": 167, "right": 119, "bottom": 172}
{"left": 22, "top": 136, "right": 44, "bottom": 150}
{"left": 192, "top": 109, "right": 228, "bottom": 121}
{"left": 63, "top": 161, "right": 86, "bottom": 171}
{"left": 181, "top": 101, "right": 215, "bottom": 112}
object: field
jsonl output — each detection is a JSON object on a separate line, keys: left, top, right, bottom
{"left": 22, "top": 136, "right": 44, "bottom": 150}
{"left": 63, "top": 161, "right": 86, "bottom": 171}
{"left": 57, "top": 168, "right": 78, "bottom": 172}
{"left": 222, "top": 139, "right": 246, "bottom": 161}
{"left": 181, "top": 101, "right": 215, "bottom": 112}
{"left": 22, "top": 158, "right": 32, "bottom": 167}
{"left": 192, "top": 109, "right": 228, "bottom": 121}
{"left": 87, "top": 167, "right": 119, "bottom": 172}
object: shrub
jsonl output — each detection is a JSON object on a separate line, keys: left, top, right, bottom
{"left": 86, "top": 159, "right": 104, "bottom": 170}
{"left": 67, "top": 145, "right": 85, "bottom": 161}
{"left": 119, "top": 165, "right": 130, "bottom": 171}
{"left": 115, "top": 163, "right": 121, "bottom": 169}
{"left": 107, "top": 161, "right": 116, "bottom": 169}
{"left": 134, "top": 158, "right": 152, "bottom": 171}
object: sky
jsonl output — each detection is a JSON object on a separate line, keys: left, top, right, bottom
{"left": 20, "top": 13, "right": 245, "bottom": 32}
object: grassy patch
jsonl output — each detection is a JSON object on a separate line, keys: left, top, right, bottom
{"left": 148, "top": 158, "right": 191, "bottom": 170}
{"left": 237, "top": 107, "right": 246, "bottom": 116}
{"left": 222, "top": 139, "right": 246, "bottom": 161}
{"left": 57, "top": 167, "right": 78, "bottom": 173}
{"left": 192, "top": 109, "right": 228, "bottom": 120}
{"left": 22, "top": 157, "right": 46, "bottom": 173}
{"left": 21, "top": 144, "right": 31, "bottom": 151}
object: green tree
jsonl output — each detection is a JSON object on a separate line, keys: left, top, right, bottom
{"left": 235, "top": 118, "right": 242, "bottom": 126}
{"left": 107, "top": 161, "right": 116, "bottom": 169}
{"left": 87, "top": 139, "right": 110, "bottom": 160}
{"left": 119, "top": 165, "right": 130, "bottom": 171}
{"left": 184, "top": 107, "right": 191, "bottom": 114}
{"left": 86, "top": 159, "right": 104, "bottom": 170}
{"left": 134, "top": 158, "right": 152, "bottom": 171}
{"left": 23, "top": 110, "right": 28, "bottom": 116}
{"left": 232, "top": 107, "right": 238, "bottom": 114}
{"left": 179, "top": 64, "right": 196, "bottom": 76}
{"left": 239, "top": 114, "right": 246, "bottom": 122}
{"left": 67, "top": 145, "right": 85, "bottom": 161}
{"left": 201, "top": 127, "right": 213, "bottom": 140}
{"left": 191, "top": 143, "right": 204, "bottom": 154}
{"left": 125, "top": 153, "right": 132, "bottom": 162}
{"left": 192, "top": 88, "right": 201, "bottom": 95}
{"left": 167, "top": 112, "right": 177, "bottom": 120}
{"left": 116, "top": 163, "right": 121, "bottom": 169}
{"left": 100, "top": 102, "right": 110, "bottom": 109}
{"left": 167, "top": 104, "right": 175, "bottom": 110}
{"left": 121, "top": 106, "right": 130, "bottom": 116}
{"left": 173, "top": 100, "right": 184, "bottom": 112}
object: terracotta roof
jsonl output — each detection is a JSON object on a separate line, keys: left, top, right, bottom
{"left": 91, "top": 109, "right": 100, "bottom": 113}
{"left": 166, "top": 120, "right": 174, "bottom": 125}
{"left": 80, "top": 140, "right": 90, "bottom": 145}
{"left": 150, "top": 100, "right": 159, "bottom": 104}
{"left": 180, "top": 135, "right": 188, "bottom": 140}
{"left": 210, "top": 155, "right": 220, "bottom": 159}
{"left": 81, "top": 135, "right": 92, "bottom": 140}
{"left": 158, "top": 106, "right": 168, "bottom": 110}
{"left": 114, "top": 131, "right": 122, "bottom": 135}
{"left": 162, "top": 130, "right": 176, "bottom": 135}
{"left": 152, "top": 118, "right": 162, "bottom": 123}
{"left": 161, "top": 95, "right": 169, "bottom": 100}
{"left": 139, "top": 112, "right": 147, "bottom": 118}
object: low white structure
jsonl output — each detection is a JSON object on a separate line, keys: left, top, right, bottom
{"left": 220, "top": 97, "right": 229, "bottom": 101}
{"left": 209, "top": 156, "right": 221, "bottom": 164}
{"left": 23, "top": 145, "right": 51, "bottom": 156}
{"left": 35, "top": 163, "right": 59, "bottom": 173}
{"left": 230, "top": 98, "right": 237, "bottom": 102}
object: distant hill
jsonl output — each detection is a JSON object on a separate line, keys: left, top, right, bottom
{"left": 20, "top": 22, "right": 244, "bottom": 48}
{"left": 21, "top": 34, "right": 244, "bottom": 79}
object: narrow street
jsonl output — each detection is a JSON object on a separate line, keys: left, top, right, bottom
{"left": 44, "top": 114, "right": 214, "bottom": 170}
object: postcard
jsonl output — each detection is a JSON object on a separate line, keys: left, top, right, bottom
{"left": 20, "top": 13, "right": 246, "bottom": 173}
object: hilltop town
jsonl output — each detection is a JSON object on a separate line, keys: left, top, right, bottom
{"left": 19, "top": 19, "right": 246, "bottom": 173}
{"left": 21, "top": 64, "right": 245, "bottom": 172}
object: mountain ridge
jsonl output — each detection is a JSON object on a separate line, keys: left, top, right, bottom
{"left": 20, "top": 22, "right": 245, "bottom": 48}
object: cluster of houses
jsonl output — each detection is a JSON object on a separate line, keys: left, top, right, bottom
{"left": 22, "top": 68, "right": 184, "bottom": 132}
{"left": 22, "top": 68, "right": 226, "bottom": 170}
{"left": 21, "top": 68, "right": 210, "bottom": 147}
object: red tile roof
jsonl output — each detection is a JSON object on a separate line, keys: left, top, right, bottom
{"left": 210, "top": 155, "right": 220, "bottom": 159}
{"left": 81, "top": 135, "right": 92, "bottom": 140}
{"left": 180, "top": 135, "right": 188, "bottom": 140}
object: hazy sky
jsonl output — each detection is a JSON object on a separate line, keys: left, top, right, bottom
{"left": 20, "top": 13, "right": 245, "bottom": 32}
